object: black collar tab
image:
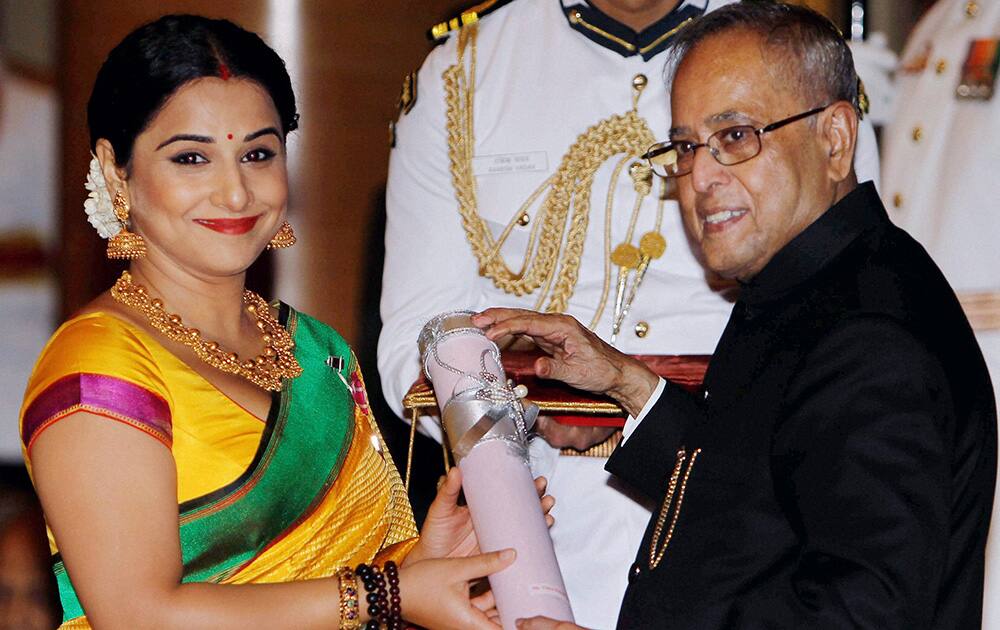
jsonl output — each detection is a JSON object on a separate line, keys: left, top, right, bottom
{"left": 562, "top": 1, "right": 707, "bottom": 60}
{"left": 741, "top": 182, "right": 887, "bottom": 305}
{"left": 429, "top": 0, "right": 516, "bottom": 42}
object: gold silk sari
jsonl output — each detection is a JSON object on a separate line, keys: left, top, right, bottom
{"left": 20, "top": 306, "right": 417, "bottom": 627}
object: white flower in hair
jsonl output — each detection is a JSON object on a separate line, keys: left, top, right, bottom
{"left": 84, "top": 155, "right": 121, "bottom": 239}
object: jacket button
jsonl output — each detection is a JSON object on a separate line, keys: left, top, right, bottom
{"left": 966, "top": 1, "right": 979, "bottom": 18}
{"left": 911, "top": 126, "right": 923, "bottom": 142}
{"left": 634, "top": 321, "right": 649, "bottom": 338}
{"left": 517, "top": 212, "right": 531, "bottom": 226}
{"left": 935, "top": 59, "right": 947, "bottom": 75}
{"left": 629, "top": 561, "right": 643, "bottom": 583}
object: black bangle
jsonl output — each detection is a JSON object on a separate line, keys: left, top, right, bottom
{"left": 355, "top": 563, "right": 384, "bottom": 625}
{"left": 384, "top": 561, "right": 403, "bottom": 630}
{"left": 355, "top": 562, "right": 404, "bottom": 629}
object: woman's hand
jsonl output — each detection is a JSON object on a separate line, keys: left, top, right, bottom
{"left": 533, "top": 415, "right": 617, "bottom": 451}
{"left": 399, "top": 550, "right": 516, "bottom": 630}
{"left": 407, "top": 468, "right": 555, "bottom": 565}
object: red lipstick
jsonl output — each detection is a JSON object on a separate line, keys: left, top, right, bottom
{"left": 194, "top": 215, "right": 262, "bottom": 235}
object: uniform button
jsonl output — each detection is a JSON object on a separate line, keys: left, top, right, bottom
{"left": 935, "top": 59, "right": 947, "bottom": 75}
{"left": 966, "top": 1, "right": 979, "bottom": 18}
{"left": 634, "top": 321, "right": 649, "bottom": 338}
{"left": 629, "top": 561, "right": 643, "bottom": 583}
{"left": 517, "top": 212, "right": 530, "bottom": 226}
{"left": 911, "top": 126, "right": 923, "bottom": 142}
{"left": 632, "top": 73, "right": 648, "bottom": 90}
{"left": 893, "top": 193, "right": 903, "bottom": 208}
{"left": 569, "top": 9, "right": 582, "bottom": 24}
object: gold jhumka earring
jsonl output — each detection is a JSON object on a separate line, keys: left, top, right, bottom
{"left": 106, "top": 191, "right": 147, "bottom": 260}
{"left": 267, "top": 221, "right": 297, "bottom": 249}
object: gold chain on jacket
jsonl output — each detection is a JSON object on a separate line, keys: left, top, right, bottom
{"left": 649, "top": 447, "right": 701, "bottom": 570}
{"left": 444, "top": 22, "right": 661, "bottom": 316}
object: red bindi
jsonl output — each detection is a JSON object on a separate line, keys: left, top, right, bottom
{"left": 227, "top": 133, "right": 234, "bottom": 140}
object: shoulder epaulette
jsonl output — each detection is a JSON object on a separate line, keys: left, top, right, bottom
{"left": 428, "top": 0, "right": 515, "bottom": 42}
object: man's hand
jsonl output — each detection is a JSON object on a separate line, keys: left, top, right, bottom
{"left": 534, "top": 416, "right": 617, "bottom": 451}
{"left": 473, "top": 308, "right": 659, "bottom": 417}
{"left": 516, "top": 616, "right": 590, "bottom": 629}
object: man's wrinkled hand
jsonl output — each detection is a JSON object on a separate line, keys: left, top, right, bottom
{"left": 472, "top": 308, "right": 659, "bottom": 416}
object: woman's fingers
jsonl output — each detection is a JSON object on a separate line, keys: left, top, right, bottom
{"left": 454, "top": 549, "right": 516, "bottom": 581}
{"left": 471, "top": 588, "right": 496, "bottom": 612}
{"left": 427, "top": 467, "right": 462, "bottom": 514}
{"left": 541, "top": 495, "right": 555, "bottom": 514}
{"left": 534, "top": 476, "right": 548, "bottom": 497}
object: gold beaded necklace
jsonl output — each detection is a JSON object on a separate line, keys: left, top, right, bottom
{"left": 110, "top": 271, "right": 302, "bottom": 391}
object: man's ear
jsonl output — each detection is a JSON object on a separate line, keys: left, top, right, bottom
{"left": 94, "top": 139, "right": 129, "bottom": 196}
{"left": 820, "top": 101, "right": 858, "bottom": 183}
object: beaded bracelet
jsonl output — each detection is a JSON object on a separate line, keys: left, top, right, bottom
{"left": 355, "top": 563, "right": 404, "bottom": 629}
{"left": 335, "top": 566, "right": 362, "bottom": 630}
{"left": 384, "top": 561, "right": 403, "bottom": 630}
{"left": 356, "top": 563, "right": 384, "bottom": 624}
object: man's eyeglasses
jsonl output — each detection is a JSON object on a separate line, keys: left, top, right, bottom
{"left": 642, "top": 104, "right": 831, "bottom": 178}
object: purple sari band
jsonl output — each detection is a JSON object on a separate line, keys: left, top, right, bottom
{"left": 22, "top": 373, "right": 172, "bottom": 451}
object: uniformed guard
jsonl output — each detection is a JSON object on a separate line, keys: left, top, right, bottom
{"left": 881, "top": 1, "right": 1000, "bottom": 627}
{"left": 379, "top": 2, "right": 882, "bottom": 624}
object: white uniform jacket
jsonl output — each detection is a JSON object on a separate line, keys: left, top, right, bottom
{"left": 883, "top": 0, "right": 1000, "bottom": 297}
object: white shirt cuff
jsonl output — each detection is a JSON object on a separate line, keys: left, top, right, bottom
{"left": 620, "top": 377, "right": 666, "bottom": 445}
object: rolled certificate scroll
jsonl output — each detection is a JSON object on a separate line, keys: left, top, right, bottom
{"left": 418, "top": 311, "right": 574, "bottom": 628}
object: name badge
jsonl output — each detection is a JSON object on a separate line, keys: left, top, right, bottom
{"left": 957, "top": 38, "right": 999, "bottom": 100}
{"left": 472, "top": 151, "right": 548, "bottom": 176}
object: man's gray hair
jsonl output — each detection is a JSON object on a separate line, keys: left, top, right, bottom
{"left": 666, "top": 1, "right": 861, "bottom": 115}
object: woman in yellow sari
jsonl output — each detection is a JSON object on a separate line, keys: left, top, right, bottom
{"left": 19, "top": 14, "right": 541, "bottom": 629}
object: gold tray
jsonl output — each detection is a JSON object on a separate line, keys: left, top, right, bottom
{"left": 401, "top": 351, "right": 709, "bottom": 488}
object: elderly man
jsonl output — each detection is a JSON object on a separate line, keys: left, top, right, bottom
{"left": 489, "top": 3, "right": 996, "bottom": 629}
{"left": 381, "top": 0, "right": 882, "bottom": 622}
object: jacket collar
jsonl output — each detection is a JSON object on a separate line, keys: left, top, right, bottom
{"left": 561, "top": 0, "right": 708, "bottom": 61}
{"left": 740, "top": 182, "right": 888, "bottom": 305}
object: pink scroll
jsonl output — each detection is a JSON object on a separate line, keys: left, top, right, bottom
{"left": 419, "top": 311, "right": 574, "bottom": 628}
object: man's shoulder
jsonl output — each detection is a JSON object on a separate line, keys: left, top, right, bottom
{"left": 415, "top": 0, "right": 546, "bottom": 80}
{"left": 809, "top": 222, "right": 965, "bottom": 336}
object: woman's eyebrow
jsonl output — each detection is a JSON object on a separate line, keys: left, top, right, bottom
{"left": 155, "top": 134, "right": 213, "bottom": 150}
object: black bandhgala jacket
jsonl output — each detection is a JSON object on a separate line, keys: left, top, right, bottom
{"left": 607, "top": 182, "right": 997, "bottom": 629}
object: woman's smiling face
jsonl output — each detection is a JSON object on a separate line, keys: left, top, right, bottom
{"left": 110, "top": 76, "right": 288, "bottom": 279}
